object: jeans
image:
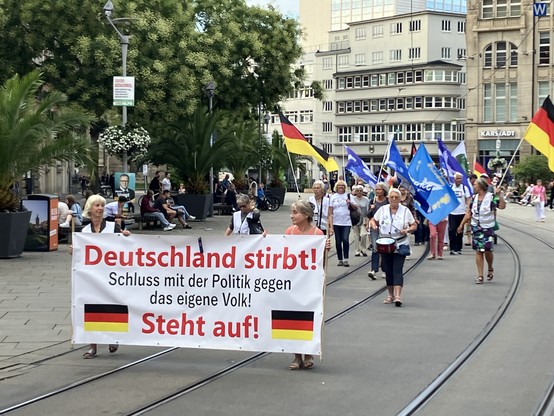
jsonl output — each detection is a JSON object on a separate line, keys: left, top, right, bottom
{"left": 369, "top": 228, "right": 380, "bottom": 272}
{"left": 381, "top": 252, "right": 406, "bottom": 286}
{"left": 171, "top": 205, "right": 191, "bottom": 219}
{"left": 448, "top": 214, "right": 465, "bottom": 252}
{"left": 143, "top": 211, "right": 170, "bottom": 227}
{"left": 333, "top": 225, "right": 351, "bottom": 261}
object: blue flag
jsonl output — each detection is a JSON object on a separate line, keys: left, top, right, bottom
{"left": 437, "top": 139, "right": 472, "bottom": 191}
{"left": 385, "top": 140, "right": 432, "bottom": 213}
{"left": 344, "top": 145, "right": 378, "bottom": 187}
{"left": 408, "top": 143, "right": 459, "bottom": 223}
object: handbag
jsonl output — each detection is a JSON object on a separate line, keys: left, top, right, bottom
{"left": 247, "top": 217, "right": 264, "bottom": 235}
{"left": 531, "top": 195, "right": 540, "bottom": 205}
{"left": 396, "top": 244, "right": 411, "bottom": 256}
{"left": 347, "top": 194, "right": 362, "bottom": 225}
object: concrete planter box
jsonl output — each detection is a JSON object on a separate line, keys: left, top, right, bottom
{"left": 266, "top": 187, "right": 286, "bottom": 205}
{"left": 0, "top": 211, "right": 32, "bottom": 258}
{"left": 173, "top": 193, "right": 211, "bottom": 220}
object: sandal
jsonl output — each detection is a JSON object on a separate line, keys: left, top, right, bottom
{"left": 487, "top": 269, "right": 494, "bottom": 281}
{"left": 475, "top": 276, "right": 484, "bottom": 284}
{"left": 303, "top": 356, "right": 314, "bottom": 369}
{"left": 383, "top": 295, "right": 394, "bottom": 304}
{"left": 289, "top": 360, "right": 302, "bottom": 370}
{"left": 108, "top": 344, "right": 119, "bottom": 353}
{"left": 427, "top": 255, "right": 435, "bottom": 260}
{"left": 394, "top": 297, "right": 403, "bottom": 307}
{"left": 83, "top": 348, "right": 97, "bottom": 359}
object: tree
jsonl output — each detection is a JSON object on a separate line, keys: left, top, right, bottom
{"left": 0, "top": 0, "right": 304, "bottom": 125}
{"left": 0, "top": 71, "right": 94, "bottom": 212}
{"left": 512, "top": 154, "right": 551, "bottom": 184}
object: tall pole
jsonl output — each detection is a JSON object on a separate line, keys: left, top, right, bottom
{"left": 205, "top": 81, "right": 216, "bottom": 216}
{"left": 104, "top": 0, "right": 131, "bottom": 172}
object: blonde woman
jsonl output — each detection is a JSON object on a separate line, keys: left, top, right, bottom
{"left": 285, "top": 200, "right": 330, "bottom": 370}
{"left": 71, "top": 194, "right": 131, "bottom": 358}
{"left": 308, "top": 180, "right": 330, "bottom": 233}
{"left": 328, "top": 180, "right": 357, "bottom": 266}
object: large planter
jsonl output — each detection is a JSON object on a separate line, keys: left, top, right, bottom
{"left": 266, "top": 187, "right": 286, "bottom": 205}
{"left": 0, "top": 211, "right": 32, "bottom": 258}
{"left": 174, "top": 193, "right": 211, "bottom": 220}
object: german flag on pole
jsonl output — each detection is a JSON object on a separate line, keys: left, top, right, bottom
{"left": 473, "top": 161, "right": 488, "bottom": 181}
{"left": 279, "top": 112, "right": 339, "bottom": 172}
{"left": 271, "top": 310, "right": 314, "bottom": 341}
{"left": 84, "top": 304, "right": 129, "bottom": 332}
{"left": 524, "top": 96, "right": 554, "bottom": 172}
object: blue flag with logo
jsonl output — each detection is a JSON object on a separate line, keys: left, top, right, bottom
{"left": 408, "top": 143, "right": 459, "bottom": 223}
{"left": 385, "top": 140, "right": 432, "bottom": 214}
{"left": 344, "top": 145, "right": 378, "bottom": 187}
{"left": 437, "top": 139, "right": 472, "bottom": 191}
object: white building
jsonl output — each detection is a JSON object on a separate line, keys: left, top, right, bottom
{"left": 272, "top": 4, "right": 468, "bottom": 183}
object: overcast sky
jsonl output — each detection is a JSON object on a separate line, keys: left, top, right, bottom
{"left": 245, "top": 0, "right": 299, "bottom": 17}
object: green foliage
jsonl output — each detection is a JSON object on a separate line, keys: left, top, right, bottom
{"left": 146, "top": 107, "right": 232, "bottom": 194}
{"left": 0, "top": 0, "right": 304, "bottom": 125}
{"left": 512, "top": 154, "right": 552, "bottom": 183}
{"left": 0, "top": 71, "right": 94, "bottom": 211}
{"left": 311, "top": 81, "right": 324, "bottom": 101}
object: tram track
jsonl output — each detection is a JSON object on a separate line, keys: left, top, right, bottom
{"left": 0, "top": 243, "right": 425, "bottom": 415}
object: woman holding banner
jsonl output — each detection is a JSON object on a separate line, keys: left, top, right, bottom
{"left": 285, "top": 200, "right": 329, "bottom": 370}
{"left": 71, "top": 194, "right": 131, "bottom": 359}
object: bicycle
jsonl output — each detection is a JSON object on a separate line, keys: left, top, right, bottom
{"left": 258, "top": 191, "right": 280, "bottom": 212}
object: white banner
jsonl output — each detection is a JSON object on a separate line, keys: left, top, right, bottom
{"left": 112, "top": 76, "right": 135, "bottom": 106}
{"left": 71, "top": 234, "right": 326, "bottom": 355}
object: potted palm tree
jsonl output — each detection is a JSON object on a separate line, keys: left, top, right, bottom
{"left": 0, "top": 71, "right": 94, "bottom": 258}
{"left": 147, "top": 107, "right": 232, "bottom": 219}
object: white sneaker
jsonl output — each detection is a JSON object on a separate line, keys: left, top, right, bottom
{"left": 59, "top": 222, "right": 70, "bottom": 228}
{"left": 163, "top": 226, "right": 173, "bottom": 231}
{"left": 381, "top": 272, "right": 386, "bottom": 279}
{"left": 168, "top": 224, "right": 177, "bottom": 229}
{"left": 343, "top": 260, "right": 349, "bottom": 267}
{"left": 367, "top": 270, "right": 377, "bottom": 280}
{"left": 189, "top": 215, "right": 196, "bottom": 220}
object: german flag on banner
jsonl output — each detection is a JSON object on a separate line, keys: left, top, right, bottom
{"left": 279, "top": 112, "right": 339, "bottom": 172}
{"left": 271, "top": 310, "right": 314, "bottom": 341}
{"left": 84, "top": 304, "right": 129, "bottom": 332}
{"left": 524, "top": 96, "right": 554, "bottom": 172}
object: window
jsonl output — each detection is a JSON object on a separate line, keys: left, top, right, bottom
{"left": 390, "top": 22, "right": 402, "bottom": 34}
{"left": 323, "top": 57, "right": 333, "bottom": 69}
{"left": 300, "top": 110, "right": 313, "bottom": 122}
{"left": 409, "top": 47, "right": 421, "bottom": 59}
{"left": 323, "top": 101, "right": 333, "bottom": 112}
{"left": 484, "top": 84, "right": 492, "bottom": 122}
{"left": 355, "top": 27, "right": 366, "bottom": 40}
{"left": 409, "top": 20, "right": 421, "bottom": 32}
{"left": 355, "top": 53, "right": 366, "bottom": 65}
{"left": 457, "top": 48, "right": 467, "bottom": 59}
{"left": 458, "top": 72, "right": 466, "bottom": 83}
{"left": 538, "top": 81, "right": 550, "bottom": 108}
{"left": 338, "top": 78, "right": 346, "bottom": 89}
{"left": 539, "top": 32, "right": 550, "bottom": 65}
{"left": 346, "top": 77, "right": 353, "bottom": 88}
{"left": 496, "top": 42, "right": 507, "bottom": 67}
{"left": 323, "top": 79, "right": 333, "bottom": 89}
{"left": 483, "top": 83, "right": 518, "bottom": 122}
{"left": 354, "top": 101, "right": 362, "bottom": 112}
{"left": 457, "top": 97, "right": 466, "bottom": 109}
{"left": 441, "top": 47, "right": 452, "bottom": 60}
{"left": 397, "top": 71, "right": 405, "bottom": 84}
{"left": 323, "top": 122, "right": 333, "bottom": 132}
{"left": 406, "top": 71, "right": 413, "bottom": 83}
{"left": 406, "top": 123, "right": 422, "bottom": 141}
{"left": 372, "top": 24, "right": 384, "bottom": 37}
{"left": 354, "top": 125, "right": 370, "bottom": 142}
{"left": 371, "top": 125, "right": 386, "bottom": 141}
{"left": 379, "top": 74, "right": 387, "bottom": 85}
{"left": 388, "top": 124, "right": 403, "bottom": 141}
{"left": 388, "top": 73, "right": 396, "bottom": 85}
{"left": 372, "top": 51, "right": 384, "bottom": 64}
{"left": 338, "top": 55, "right": 349, "bottom": 68}
{"left": 338, "top": 102, "right": 346, "bottom": 113}
{"left": 509, "top": 83, "right": 517, "bottom": 122}
{"left": 362, "top": 75, "right": 370, "bottom": 87}
{"left": 482, "top": 0, "right": 521, "bottom": 18}
{"left": 284, "top": 111, "right": 297, "bottom": 123}
{"left": 483, "top": 42, "right": 518, "bottom": 68}
{"left": 354, "top": 76, "right": 362, "bottom": 88}
{"left": 415, "top": 70, "right": 423, "bottom": 82}
{"left": 362, "top": 100, "right": 370, "bottom": 111}
{"left": 345, "top": 101, "right": 353, "bottom": 112}
{"left": 338, "top": 126, "right": 352, "bottom": 143}
{"left": 390, "top": 49, "right": 402, "bottom": 62}
{"left": 457, "top": 21, "right": 466, "bottom": 33}
{"left": 370, "top": 74, "right": 378, "bottom": 86}
{"left": 442, "top": 20, "right": 451, "bottom": 31}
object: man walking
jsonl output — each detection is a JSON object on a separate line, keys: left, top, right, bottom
{"left": 449, "top": 172, "right": 471, "bottom": 255}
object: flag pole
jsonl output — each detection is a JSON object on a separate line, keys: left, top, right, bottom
{"left": 377, "top": 139, "right": 393, "bottom": 186}
{"left": 286, "top": 148, "right": 301, "bottom": 199}
{"left": 499, "top": 137, "right": 524, "bottom": 186}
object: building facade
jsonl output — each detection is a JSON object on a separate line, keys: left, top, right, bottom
{"left": 465, "top": 0, "right": 550, "bottom": 171}
{"left": 273, "top": 8, "right": 468, "bottom": 182}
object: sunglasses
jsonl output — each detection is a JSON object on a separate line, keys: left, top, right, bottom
{"left": 238, "top": 204, "right": 248, "bottom": 208}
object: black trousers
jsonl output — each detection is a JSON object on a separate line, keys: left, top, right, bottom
{"left": 448, "top": 214, "right": 465, "bottom": 252}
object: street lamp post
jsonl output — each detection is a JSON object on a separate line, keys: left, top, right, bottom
{"left": 205, "top": 81, "right": 216, "bottom": 216}
{"left": 103, "top": 0, "right": 131, "bottom": 172}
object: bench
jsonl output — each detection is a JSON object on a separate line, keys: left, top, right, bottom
{"left": 126, "top": 213, "right": 160, "bottom": 230}
{"left": 508, "top": 195, "right": 521, "bottom": 203}
{"left": 58, "top": 224, "right": 85, "bottom": 243}
{"left": 214, "top": 202, "right": 232, "bottom": 215}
